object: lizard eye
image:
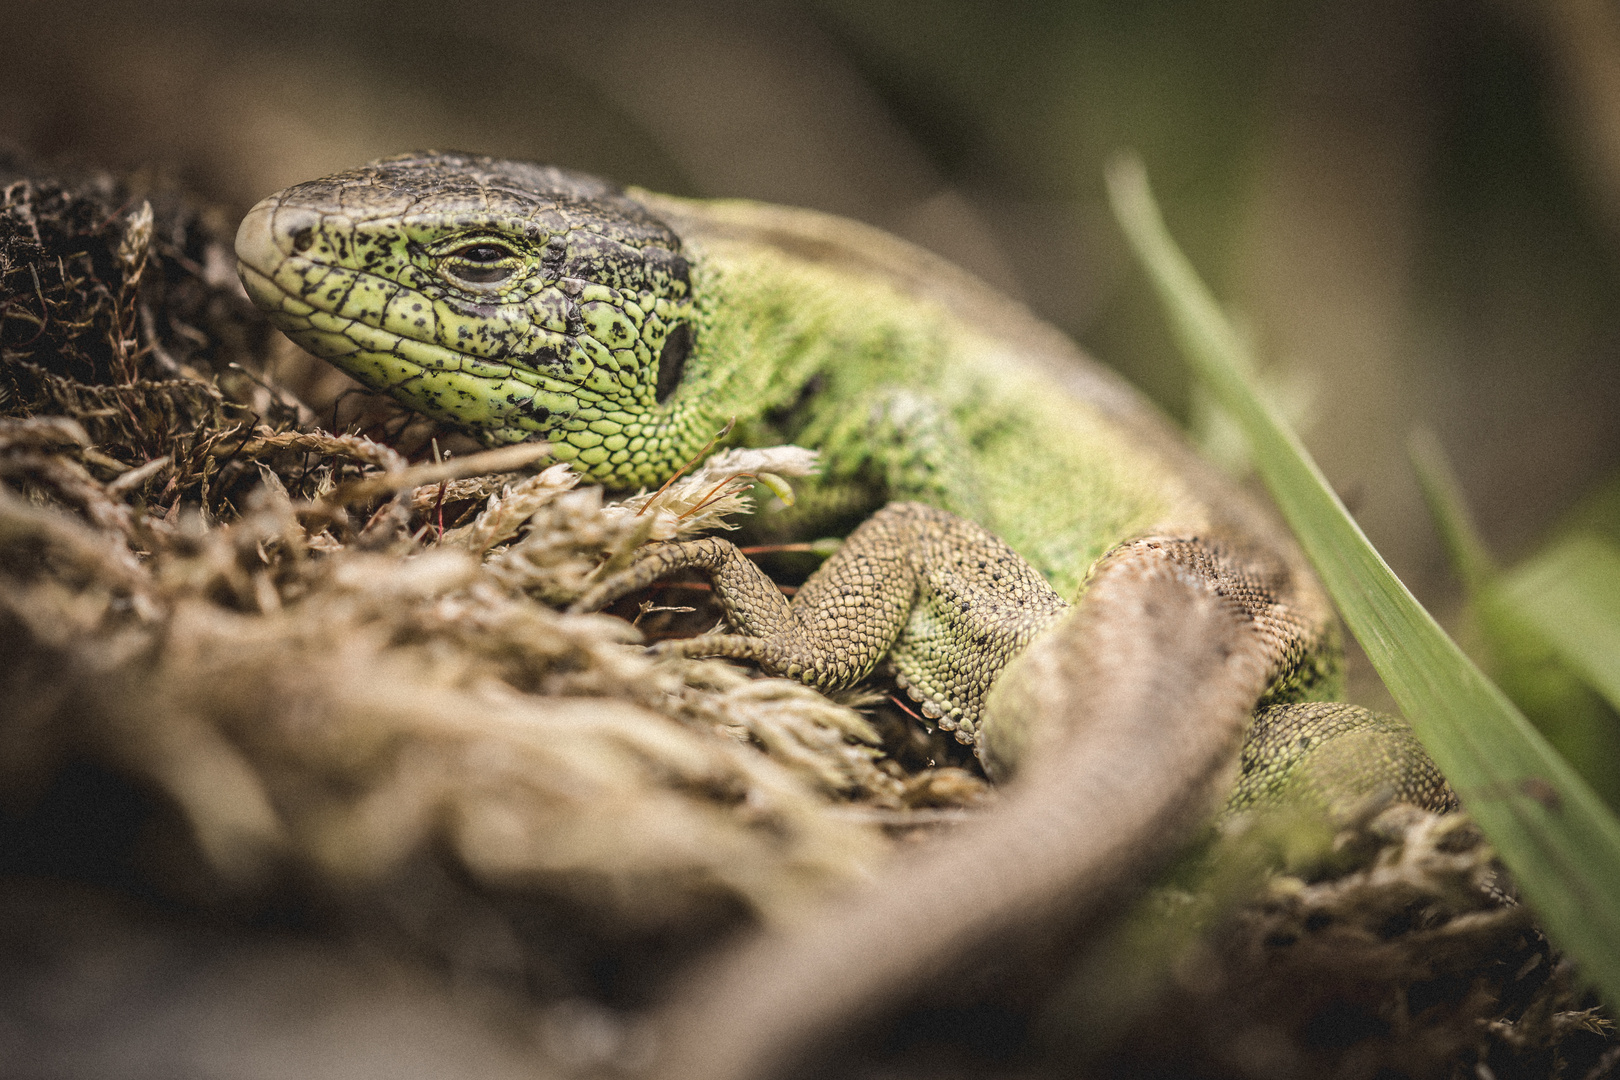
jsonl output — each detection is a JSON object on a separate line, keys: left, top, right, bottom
{"left": 443, "top": 242, "right": 519, "bottom": 285}
{"left": 456, "top": 244, "right": 510, "bottom": 263}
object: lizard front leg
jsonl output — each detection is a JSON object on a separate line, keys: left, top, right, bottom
{"left": 575, "top": 503, "right": 925, "bottom": 688}
{"left": 577, "top": 502, "right": 1071, "bottom": 733}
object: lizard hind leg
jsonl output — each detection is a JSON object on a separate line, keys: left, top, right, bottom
{"left": 1231, "top": 701, "right": 1458, "bottom": 818}
{"left": 886, "top": 507, "right": 1072, "bottom": 744}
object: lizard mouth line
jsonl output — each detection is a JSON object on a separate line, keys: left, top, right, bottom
{"left": 237, "top": 259, "right": 598, "bottom": 402}
{"left": 237, "top": 202, "right": 545, "bottom": 383}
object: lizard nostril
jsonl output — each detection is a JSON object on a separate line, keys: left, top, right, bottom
{"left": 269, "top": 205, "right": 321, "bottom": 258}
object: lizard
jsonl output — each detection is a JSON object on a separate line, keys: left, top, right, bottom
{"left": 234, "top": 152, "right": 1454, "bottom": 1079}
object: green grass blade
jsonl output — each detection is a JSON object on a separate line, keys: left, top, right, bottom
{"left": 1503, "top": 533, "right": 1620, "bottom": 717}
{"left": 1409, "top": 428, "right": 1497, "bottom": 595}
{"left": 1411, "top": 434, "right": 1620, "bottom": 807}
{"left": 1106, "top": 155, "right": 1620, "bottom": 1010}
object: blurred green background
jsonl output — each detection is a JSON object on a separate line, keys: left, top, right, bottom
{"left": 3, "top": 0, "right": 1617, "bottom": 705}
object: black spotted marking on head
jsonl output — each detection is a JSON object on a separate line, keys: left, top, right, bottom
{"left": 556, "top": 230, "right": 689, "bottom": 298}
{"left": 292, "top": 227, "right": 314, "bottom": 253}
{"left": 319, "top": 152, "right": 682, "bottom": 261}
{"left": 655, "top": 321, "right": 692, "bottom": 404}
{"left": 269, "top": 151, "right": 691, "bottom": 303}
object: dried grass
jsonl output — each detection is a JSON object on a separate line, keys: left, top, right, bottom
{"left": 0, "top": 155, "right": 921, "bottom": 973}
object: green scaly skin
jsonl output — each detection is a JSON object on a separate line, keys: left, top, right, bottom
{"left": 237, "top": 153, "right": 1458, "bottom": 1080}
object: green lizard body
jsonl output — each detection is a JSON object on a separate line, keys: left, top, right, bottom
{"left": 235, "top": 156, "right": 1197, "bottom": 595}
{"left": 236, "top": 153, "right": 1452, "bottom": 1079}
{"left": 236, "top": 153, "right": 1424, "bottom": 791}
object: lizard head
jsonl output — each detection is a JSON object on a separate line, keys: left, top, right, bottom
{"left": 235, "top": 151, "right": 706, "bottom": 485}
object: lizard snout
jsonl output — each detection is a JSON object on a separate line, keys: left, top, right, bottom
{"left": 234, "top": 199, "right": 322, "bottom": 280}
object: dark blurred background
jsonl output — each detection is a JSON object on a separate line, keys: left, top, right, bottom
{"left": 3, "top": 0, "right": 1616, "bottom": 697}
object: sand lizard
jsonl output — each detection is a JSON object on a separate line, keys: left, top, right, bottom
{"left": 235, "top": 152, "right": 1452, "bottom": 1079}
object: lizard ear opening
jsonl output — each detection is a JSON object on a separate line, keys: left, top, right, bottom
{"left": 655, "top": 322, "right": 692, "bottom": 404}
